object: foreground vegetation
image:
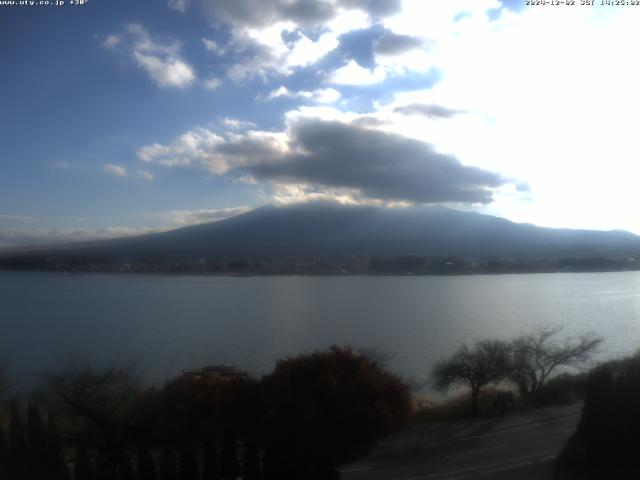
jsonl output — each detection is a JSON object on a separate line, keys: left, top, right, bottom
{"left": 554, "top": 351, "right": 640, "bottom": 479}
{"left": 0, "top": 347, "right": 411, "bottom": 480}
{"left": 431, "top": 326, "right": 601, "bottom": 416}
{"left": 0, "top": 326, "right": 619, "bottom": 479}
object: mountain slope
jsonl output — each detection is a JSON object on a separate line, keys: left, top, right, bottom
{"left": 2, "top": 203, "right": 640, "bottom": 262}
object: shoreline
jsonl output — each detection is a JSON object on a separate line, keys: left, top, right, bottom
{"left": 2, "top": 267, "right": 640, "bottom": 277}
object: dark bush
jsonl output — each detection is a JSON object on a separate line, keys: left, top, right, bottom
{"left": 554, "top": 353, "right": 640, "bottom": 479}
{"left": 261, "top": 346, "right": 411, "bottom": 473}
{"left": 150, "top": 374, "right": 262, "bottom": 447}
{"left": 137, "top": 449, "right": 157, "bottom": 480}
{"left": 529, "top": 372, "right": 588, "bottom": 407}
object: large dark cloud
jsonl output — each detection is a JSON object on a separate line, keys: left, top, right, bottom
{"left": 247, "top": 119, "right": 505, "bottom": 204}
{"left": 394, "top": 103, "right": 465, "bottom": 119}
{"left": 200, "top": 0, "right": 401, "bottom": 28}
{"left": 374, "top": 31, "right": 424, "bottom": 55}
{"left": 216, "top": 136, "right": 280, "bottom": 159}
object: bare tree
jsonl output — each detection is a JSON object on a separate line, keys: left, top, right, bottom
{"left": 432, "top": 340, "right": 511, "bottom": 416}
{"left": 509, "top": 326, "right": 603, "bottom": 398}
{"left": 38, "top": 362, "right": 142, "bottom": 453}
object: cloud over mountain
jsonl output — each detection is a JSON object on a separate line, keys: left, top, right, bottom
{"left": 138, "top": 117, "right": 506, "bottom": 205}
{"left": 249, "top": 119, "right": 504, "bottom": 204}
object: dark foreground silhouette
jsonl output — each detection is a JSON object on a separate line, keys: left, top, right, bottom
{"left": 0, "top": 347, "right": 411, "bottom": 480}
{"left": 553, "top": 351, "right": 640, "bottom": 479}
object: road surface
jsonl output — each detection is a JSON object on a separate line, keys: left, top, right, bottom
{"left": 340, "top": 404, "right": 581, "bottom": 480}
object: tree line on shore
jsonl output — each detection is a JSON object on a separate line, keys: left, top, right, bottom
{"left": 2, "top": 253, "right": 639, "bottom": 275}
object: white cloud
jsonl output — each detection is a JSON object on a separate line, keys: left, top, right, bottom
{"left": 133, "top": 52, "right": 195, "bottom": 88}
{"left": 285, "top": 105, "right": 361, "bottom": 124}
{"left": 361, "top": 4, "right": 640, "bottom": 233}
{"left": 265, "top": 86, "right": 341, "bottom": 103}
{"left": 167, "top": 0, "right": 190, "bottom": 13}
{"left": 138, "top": 143, "right": 173, "bottom": 162}
{"left": 0, "top": 226, "right": 168, "bottom": 248}
{"left": 103, "top": 164, "right": 127, "bottom": 177}
{"left": 137, "top": 169, "right": 155, "bottom": 181}
{"left": 108, "top": 4, "right": 640, "bottom": 233}
{"left": 142, "top": 127, "right": 286, "bottom": 173}
{"left": 235, "top": 175, "right": 258, "bottom": 185}
{"left": 136, "top": 109, "right": 507, "bottom": 206}
{"left": 219, "top": 117, "right": 256, "bottom": 130}
{"left": 203, "top": 77, "right": 223, "bottom": 90}
{"left": 50, "top": 161, "right": 70, "bottom": 169}
{"left": 202, "top": 37, "right": 225, "bottom": 54}
{"left": 101, "top": 34, "right": 122, "bottom": 49}
{"left": 0, "top": 214, "right": 37, "bottom": 223}
{"left": 0, "top": 207, "right": 248, "bottom": 248}
{"left": 327, "top": 60, "right": 386, "bottom": 85}
{"left": 0, "top": 207, "right": 251, "bottom": 247}
{"left": 285, "top": 28, "right": 341, "bottom": 68}
{"left": 150, "top": 206, "right": 251, "bottom": 226}
{"left": 132, "top": 52, "right": 195, "bottom": 88}
{"left": 226, "top": 22, "right": 341, "bottom": 81}
{"left": 265, "top": 86, "right": 291, "bottom": 99}
{"left": 137, "top": 128, "right": 230, "bottom": 172}
{"left": 191, "top": 2, "right": 494, "bottom": 86}
{"left": 268, "top": 182, "right": 364, "bottom": 206}
{"left": 221, "top": 8, "right": 371, "bottom": 82}
{"left": 382, "top": 0, "right": 500, "bottom": 43}
{"left": 103, "top": 24, "right": 196, "bottom": 88}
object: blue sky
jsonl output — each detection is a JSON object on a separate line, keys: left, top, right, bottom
{"left": 1, "top": 0, "right": 638, "bottom": 246}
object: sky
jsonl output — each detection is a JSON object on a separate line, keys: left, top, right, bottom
{"left": 2, "top": 0, "right": 640, "bottom": 247}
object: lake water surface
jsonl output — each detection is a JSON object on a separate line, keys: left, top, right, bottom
{"left": 2, "top": 271, "right": 640, "bottom": 391}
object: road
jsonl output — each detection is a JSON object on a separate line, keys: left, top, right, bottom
{"left": 340, "top": 404, "right": 582, "bottom": 480}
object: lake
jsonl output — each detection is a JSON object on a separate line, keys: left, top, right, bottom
{"left": 2, "top": 270, "right": 640, "bottom": 391}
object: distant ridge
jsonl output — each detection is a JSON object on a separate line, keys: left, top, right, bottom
{"left": 1, "top": 202, "right": 640, "bottom": 265}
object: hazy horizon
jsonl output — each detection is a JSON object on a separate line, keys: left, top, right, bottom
{"left": 3, "top": 201, "right": 640, "bottom": 250}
